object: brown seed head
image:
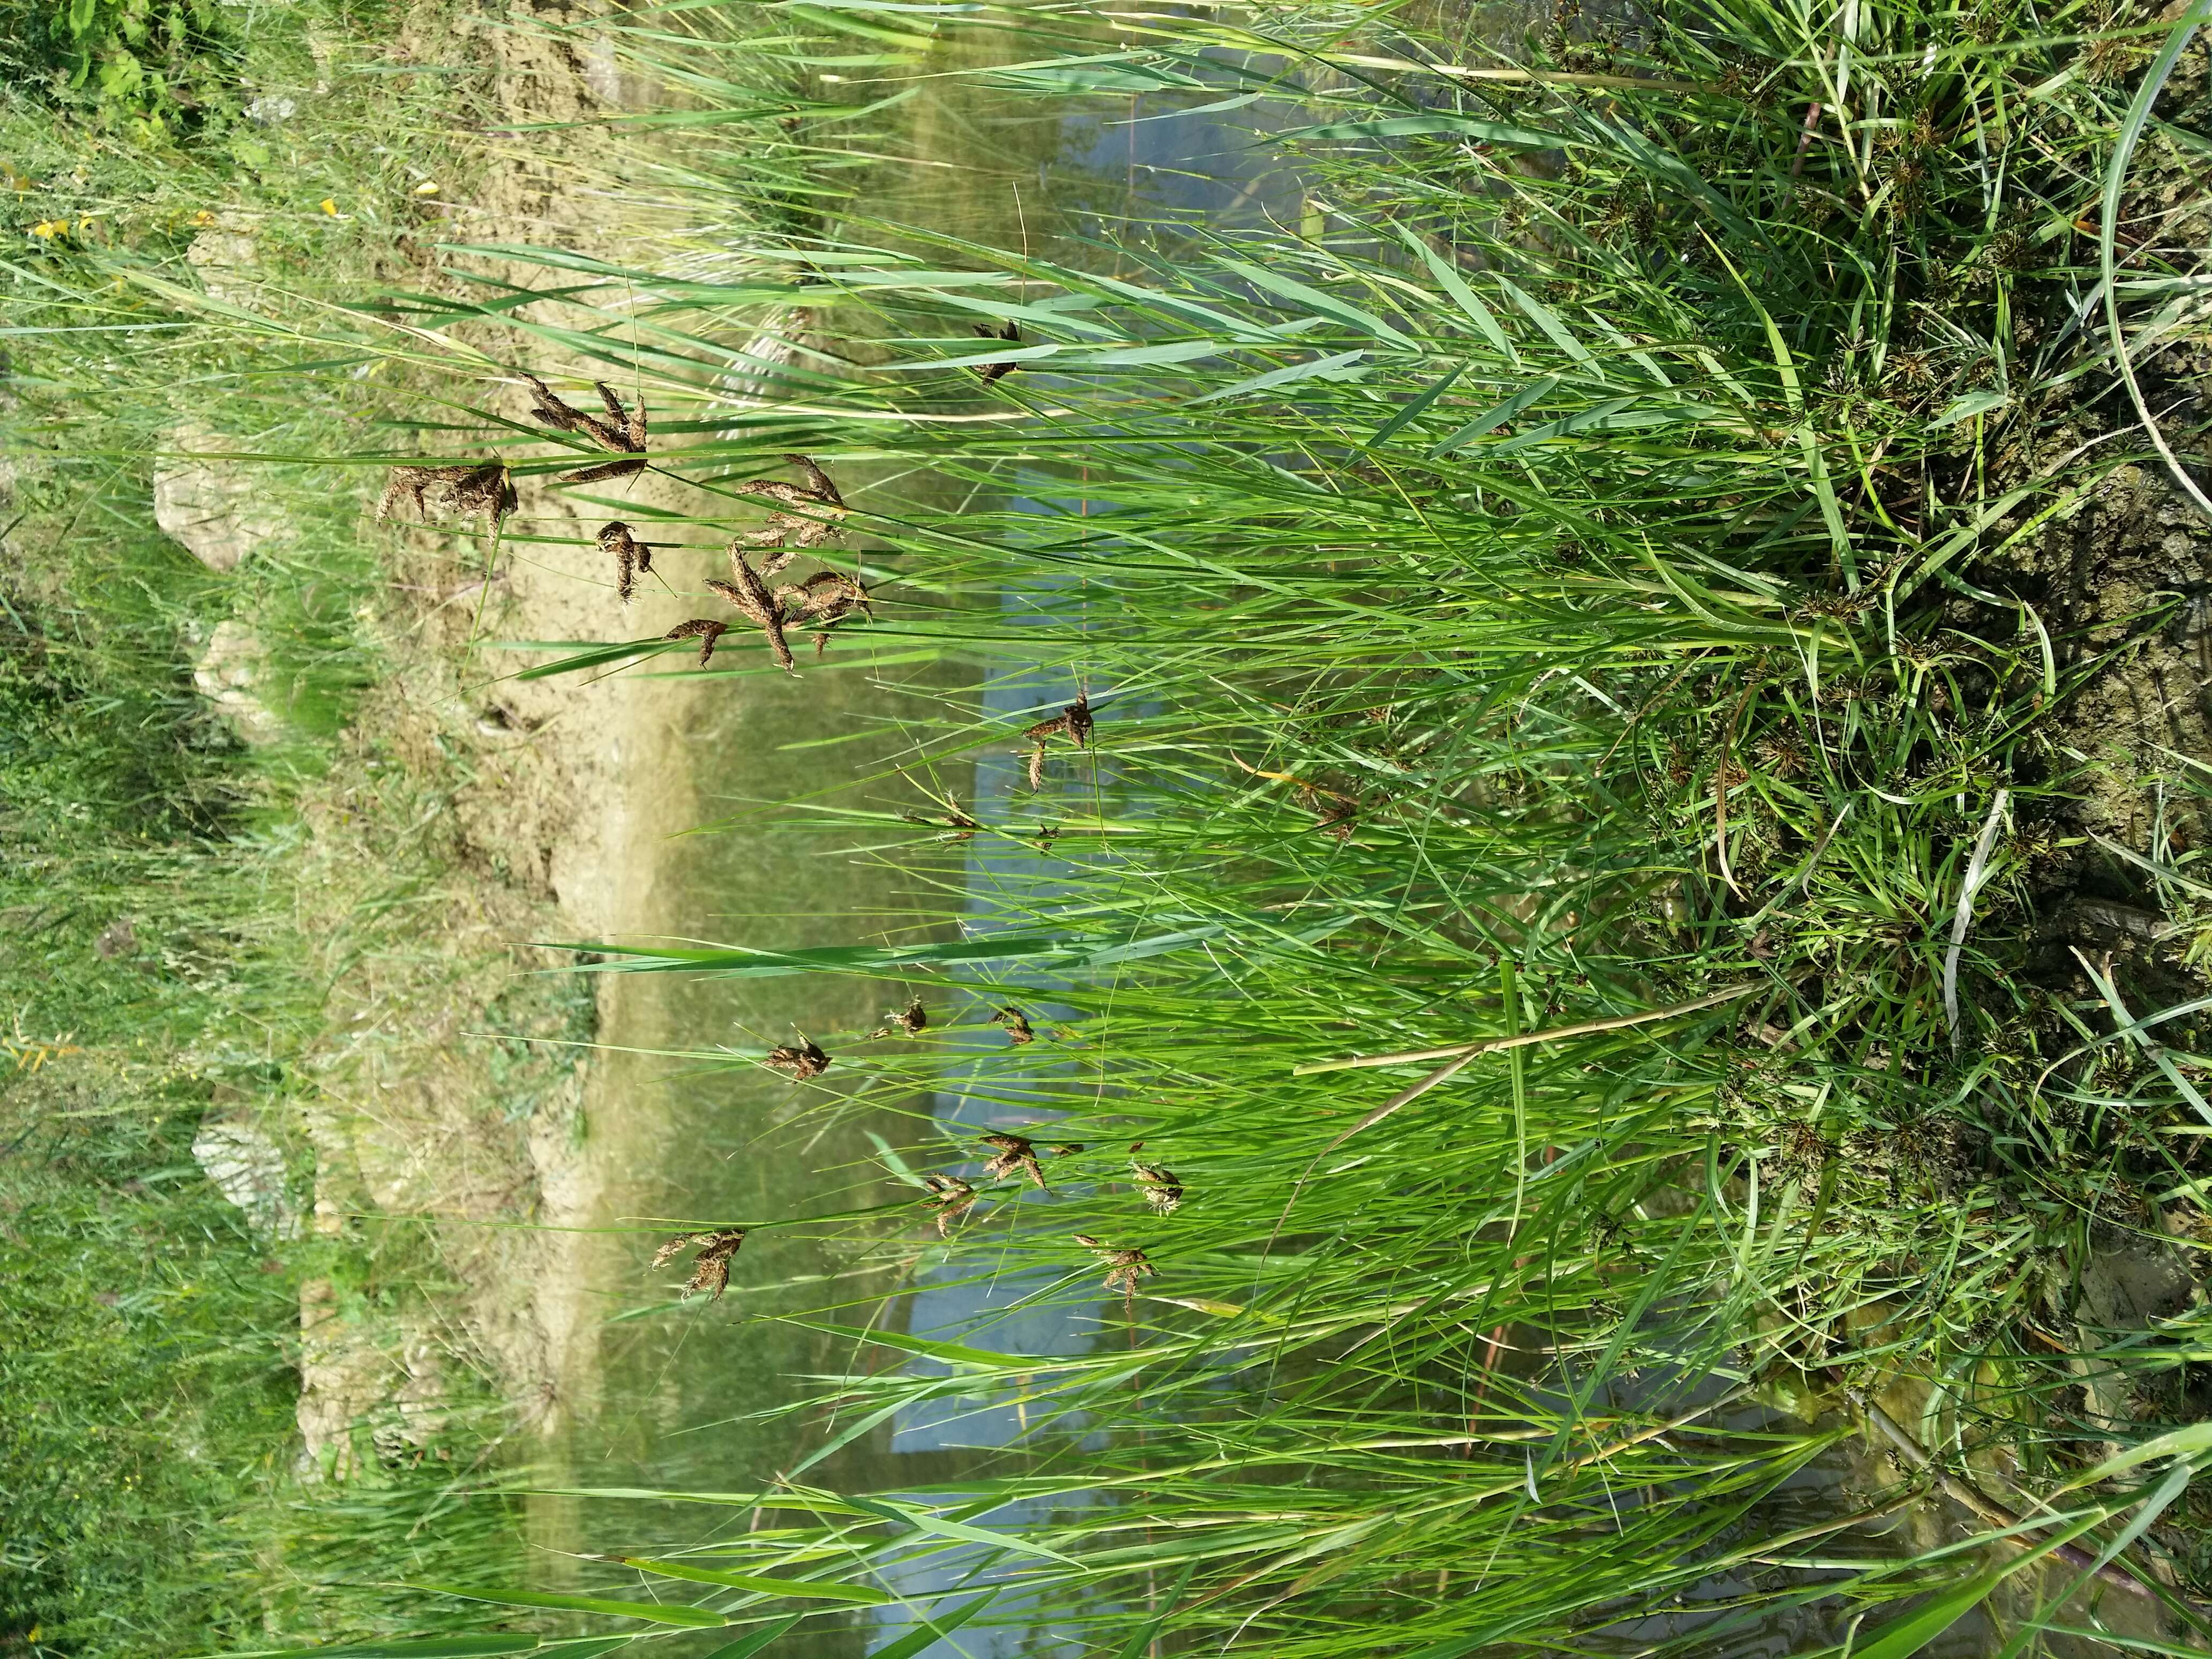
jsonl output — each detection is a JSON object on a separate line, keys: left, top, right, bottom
{"left": 765, "top": 1037, "right": 831, "bottom": 1081}
{"left": 653, "top": 1227, "right": 747, "bottom": 1302}
{"left": 1073, "top": 1235, "right": 1156, "bottom": 1296}
{"left": 378, "top": 462, "right": 517, "bottom": 532}
{"left": 920, "top": 1173, "right": 977, "bottom": 1236}
{"left": 599, "top": 521, "right": 653, "bottom": 604}
{"left": 1132, "top": 1163, "right": 1184, "bottom": 1215}
{"left": 526, "top": 373, "right": 645, "bottom": 455}
{"left": 663, "top": 618, "right": 728, "bottom": 666}
{"left": 981, "top": 1132, "right": 1047, "bottom": 1189}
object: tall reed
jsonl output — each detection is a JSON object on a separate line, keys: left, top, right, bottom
{"left": 161, "top": 0, "right": 2212, "bottom": 1650}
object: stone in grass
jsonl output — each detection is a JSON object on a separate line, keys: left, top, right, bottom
{"left": 193, "top": 618, "right": 283, "bottom": 744}
{"left": 191, "top": 1112, "right": 304, "bottom": 1240}
{"left": 154, "top": 423, "right": 282, "bottom": 572}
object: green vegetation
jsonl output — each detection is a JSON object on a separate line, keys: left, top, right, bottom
{"left": 2, "top": 5, "right": 536, "bottom": 1655}
{"left": 271, "top": 0, "right": 2212, "bottom": 1650}
{"left": 17, "top": 0, "right": 2212, "bottom": 1652}
{"left": 0, "top": 0, "right": 243, "bottom": 141}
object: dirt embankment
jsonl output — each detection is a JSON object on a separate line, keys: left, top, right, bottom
{"left": 206, "top": 0, "right": 751, "bottom": 1473}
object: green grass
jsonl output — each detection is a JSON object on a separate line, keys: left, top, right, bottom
{"left": 1, "top": 4, "right": 553, "bottom": 1654}
{"left": 38, "top": 0, "right": 2212, "bottom": 1651}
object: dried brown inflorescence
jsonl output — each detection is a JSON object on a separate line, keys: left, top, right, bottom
{"left": 652, "top": 1227, "right": 748, "bottom": 1302}
{"left": 765, "top": 1036, "right": 831, "bottom": 1080}
{"left": 1022, "top": 691, "right": 1093, "bottom": 790}
{"left": 996, "top": 1006, "right": 1034, "bottom": 1045}
{"left": 897, "top": 774, "right": 982, "bottom": 841}
{"left": 972, "top": 320, "right": 1022, "bottom": 385}
{"left": 1132, "top": 1162, "right": 1184, "bottom": 1215}
{"left": 883, "top": 997, "right": 927, "bottom": 1036}
{"left": 706, "top": 541, "right": 797, "bottom": 672}
{"left": 776, "top": 569, "right": 871, "bottom": 626}
{"left": 527, "top": 374, "right": 648, "bottom": 485}
{"left": 732, "top": 454, "right": 848, "bottom": 552}
{"left": 1074, "top": 1234, "right": 1156, "bottom": 1302}
{"left": 902, "top": 809, "right": 982, "bottom": 840}
{"left": 774, "top": 569, "right": 873, "bottom": 657}
{"left": 663, "top": 618, "right": 729, "bottom": 666}
{"left": 920, "top": 1173, "right": 977, "bottom": 1237}
{"left": 1305, "top": 787, "right": 1359, "bottom": 843}
{"left": 981, "top": 1132, "right": 1047, "bottom": 1189}
{"left": 377, "top": 462, "right": 518, "bottom": 533}
{"left": 600, "top": 521, "right": 653, "bottom": 604}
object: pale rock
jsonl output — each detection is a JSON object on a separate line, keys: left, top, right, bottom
{"left": 193, "top": 619, "right": 284, "bottom": 744}
{"left": 155, "top": 423, "right": 281, "bottom": 572}
{"left": 191, "top": 1113, "right": 304, "bottom": 1239}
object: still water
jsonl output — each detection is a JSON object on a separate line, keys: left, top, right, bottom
{"left": 517, "top": 25, "right": 2166, "bottom": 1658}
{"left": 528, "top": 28, "right": 1299, "bottom": 1655}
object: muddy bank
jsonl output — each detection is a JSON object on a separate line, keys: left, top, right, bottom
{"left": 249, "top": 0, "right": 781, "bottom": 1464}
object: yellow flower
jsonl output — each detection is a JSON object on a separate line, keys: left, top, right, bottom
{"left": 320, "top": 198, "right": 338, "bottom": 215}
{"left": 29, "top": 218, "right": 66, "bottom": 238}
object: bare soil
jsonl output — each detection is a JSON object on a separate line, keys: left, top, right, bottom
{"left": 278, "top": 0, "right": 748, "bottom": 1466}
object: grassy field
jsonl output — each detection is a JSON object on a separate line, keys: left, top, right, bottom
{"left": 2, "top": 2, "right": 546, "bottom": 1651}
{"left": 18, "top": 0, "right": 2212, "bottom": 1653}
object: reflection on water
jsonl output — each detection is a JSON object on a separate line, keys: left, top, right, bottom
{"left": 534, "top": 25, "right": 1303, "bottom": 1656}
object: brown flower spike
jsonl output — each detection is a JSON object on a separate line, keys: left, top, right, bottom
{"left": 774, "top": 569, "right": 873, "bottom": 658}
{"left": 920, "top": 1174, "right": 977, "bottom": 1237}
{"left": 981, "top": 1132, "right": 1047, "bottom": 1190}
{"left": 1022, "top": 692, "right": 1093, "bottom": 790}
{"left": 972, "top": 320, "right": 1022, "bottom": 385}
{"left": 705, "top": 540, "right": 798, "bottom": 672}
{"left": 599, "top": 521, "right": 653, "bottom": 604}
{"left": 732, "top": 455, "right": 848, "bottom": 554}
{"left": 1132, "top": 1162, "right": 1184, "bottom": 1215}
{"left": 652, "top": 1227, "right": 747, "bottom": 1302}
{"left": 526, "top": 374, "right": 648, "bottom": 485}
{"left": 1074, "top": 1234, "right": 1156, "bottom": 1305}
{"left": 378, "top": 462, "right": 517, "bottom": 533}
{"left": 764, "top": 1036, "right": 831, "bottom": 1081}
{"left": 881, "top": 997, "right": 927, "bottom": 1037}
{"left": 663, "top": 619, "right": 728, "bottom": 666}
